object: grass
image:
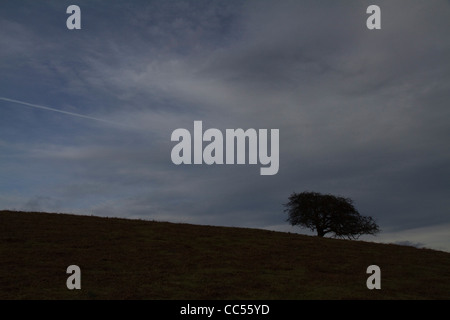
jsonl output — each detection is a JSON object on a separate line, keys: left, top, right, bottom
{"left": 1, "top": 210, "right": 449, "bottom": 299}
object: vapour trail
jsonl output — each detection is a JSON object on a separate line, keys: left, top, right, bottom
{"left": 0, "top": 96, "right": 123, "bottom": 127}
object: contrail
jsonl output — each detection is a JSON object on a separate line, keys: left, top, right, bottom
{"left": 0, "top": 96, "right": 123, "bottom": 127}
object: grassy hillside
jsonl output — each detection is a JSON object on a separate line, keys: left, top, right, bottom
{"left": 1, "top": 210, "right": 449, "bottom": 300}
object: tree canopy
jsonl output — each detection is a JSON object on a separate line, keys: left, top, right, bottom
{"left": 284, "top": 191, "right": 380, "bottom": 239}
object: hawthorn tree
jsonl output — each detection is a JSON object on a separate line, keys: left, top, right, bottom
{"left": 284, "top": 191, "right": 380, "bottom": 239}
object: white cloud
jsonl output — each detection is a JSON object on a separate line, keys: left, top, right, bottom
{"left": 363, "top": 224, "right": 450, "bottom": 253}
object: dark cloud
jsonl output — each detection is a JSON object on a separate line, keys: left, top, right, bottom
{"left": 23, "top": 196, "right": 62, "bottom": 212}
{"left": 0, "top": 0, "right": 449, "bottom": 251}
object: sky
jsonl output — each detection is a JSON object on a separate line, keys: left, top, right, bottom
{"left": 0, "top": 0, "right": 449, "bottom": 252}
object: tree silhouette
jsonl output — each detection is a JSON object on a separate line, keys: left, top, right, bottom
{"left": 284, "top": 191, "right": 380, "bottom": 239}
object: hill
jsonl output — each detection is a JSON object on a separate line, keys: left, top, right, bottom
{"left": 1, "top": 210, "right": 449, "bottom": 299}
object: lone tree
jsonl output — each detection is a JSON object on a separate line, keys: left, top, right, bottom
{"left": 284, "top": 191, "right": 380, "bottom": 239}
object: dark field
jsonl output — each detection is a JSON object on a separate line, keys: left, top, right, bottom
{"left": 1, "top": 210, "right": 449, "bottom": 299}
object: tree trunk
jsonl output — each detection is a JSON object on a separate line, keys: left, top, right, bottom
{"left": 317, "top": 229, "right": 325, "bottom": 237}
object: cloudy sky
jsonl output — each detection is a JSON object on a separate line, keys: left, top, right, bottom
{"left": 1, "top": 0, "right": 449, "bottom": 252}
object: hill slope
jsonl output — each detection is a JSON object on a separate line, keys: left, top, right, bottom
{"left": 1, "top": 210, "right": 449, "bottom": 299}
